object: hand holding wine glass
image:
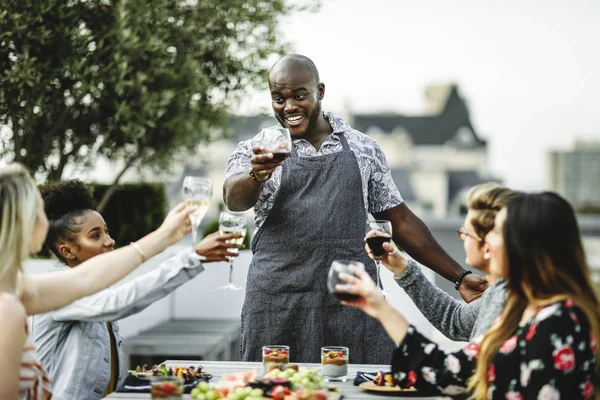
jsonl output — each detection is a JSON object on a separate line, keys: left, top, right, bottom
{"left": 366, "top": 220, "right": 392, "bottom": 295}
{"left": 364, "top": 230, "right": 409, "bottom": 277}
{"left": 333, "top": 262, "right": 387, "bottom": 320}
{"left": 155, "top": 202, "right": 198, "bottom": 246}
{"left": 218, "top": 211, "right": 247, "bottom": 290}
{"left": 327, "top": 260, "right": 365, "bottom": 302}
{"left": 194, "top": 231, "right": 244, "bottom": 263}
{"left": 181, "top": 176, "right": 212, "bottom": 246}
{"left": 250, "top": 127, "right": 292, "bottom": 182}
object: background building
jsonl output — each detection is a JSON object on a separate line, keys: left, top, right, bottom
{"left": 547, "top": 140, "right": 600, "bottom": 211}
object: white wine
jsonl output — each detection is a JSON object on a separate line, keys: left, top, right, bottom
{"left": 219, "top": 228, "right": 246, "bottom": 255}
{"left": 186, "top": 200, "right": 210, "bottom": 222}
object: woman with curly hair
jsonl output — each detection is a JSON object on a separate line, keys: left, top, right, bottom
{"left": 32, "top": 179, "right": 243, "bottom": 400}
{"left": 341, "top": 192, "right": 600, "bottom": 399}
{"left": 0, "top": 164, "right": 195, "bottom": 400}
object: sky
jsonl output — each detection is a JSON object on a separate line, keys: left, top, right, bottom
{"left": 242, "top": 0, "right": 600, "bottom": 190}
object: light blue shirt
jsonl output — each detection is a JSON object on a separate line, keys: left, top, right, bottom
{"left": 30, "top": 249, "right": 204, "bottom": 400}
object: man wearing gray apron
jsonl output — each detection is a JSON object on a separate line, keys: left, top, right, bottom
{"left": 224, "top": 54, "right": 488, "bottom": 363}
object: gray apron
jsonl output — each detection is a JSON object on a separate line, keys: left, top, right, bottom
{"left": 241, "top": 133, "right": 395, "bottom": 364}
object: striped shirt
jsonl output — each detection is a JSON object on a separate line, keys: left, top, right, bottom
{"left": 1, "top": 293, "right": 52, "bottom": 400}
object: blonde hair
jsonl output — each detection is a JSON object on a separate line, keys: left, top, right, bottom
{"left": 466, "top": 182, "right": 522, "bottom": 244}
{"left": 0, "top": 164, "right": 40, "bottom": 286}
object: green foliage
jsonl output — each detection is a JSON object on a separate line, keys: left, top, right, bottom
{"left": 0, "top": 0, "right": 320, "bottom": 180}
{"left": 90, "top": 182, "right": 167, "bottom": 246}
{"left": 202, "top": 217, "right": 251, "bottom": 248}
{"left": 577, "top": 204, "right": 600, "bottom": 215}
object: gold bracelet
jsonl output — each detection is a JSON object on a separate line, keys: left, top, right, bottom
{"left": 130, "top": 241, "right": 146, "bottom": 263}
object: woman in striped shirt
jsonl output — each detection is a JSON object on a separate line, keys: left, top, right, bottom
{"left": 0, "top": 164, "right": 195, "bottom": 399}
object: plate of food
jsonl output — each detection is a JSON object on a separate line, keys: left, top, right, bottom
{"left": 128, "top": 364, "right": 212, "bottom": 384}
{"left": 358, "top": 371, "right": 418, "bottom": 395}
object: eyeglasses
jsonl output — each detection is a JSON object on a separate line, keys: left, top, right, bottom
{"left": 457, "top": 226, "right": 482, "bottom": 242}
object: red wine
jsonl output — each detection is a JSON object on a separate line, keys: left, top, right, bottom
{"left": 271, "top": 151, "right": 289, "bottom": 162}
{"left": 367, "top": 236, "right": 391, "bottom": 257}
{"left": 333, "top": 291, "right": 360, "bottom": 302}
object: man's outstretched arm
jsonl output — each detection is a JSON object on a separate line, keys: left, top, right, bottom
{"left": 374, "top": 203, "right": 487, "bottom": 302}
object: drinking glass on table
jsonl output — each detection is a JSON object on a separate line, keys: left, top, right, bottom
{"left": 366, "top": 220, "right": 392, "bottom": 295}
{"left": 258, "top": 126, "right": 292, "bottom": 160}
{"left": 218, "top": 211, "right": 247, "bottom": 290}
{"left": 327, "top": 260, "right": 365, "bottom": 302}
{"left": 181, "top": 176, "right": 212, "bottom": 246}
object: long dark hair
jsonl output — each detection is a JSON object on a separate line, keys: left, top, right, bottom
{"left": 469, "top": 192, "right": 600, "bottom": 399}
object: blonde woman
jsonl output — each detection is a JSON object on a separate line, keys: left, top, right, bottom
{"left": 341, "top": 192, "right": 599, "bottom": 399}
{"left": 0, "top": 164, "right": 195, "bottom": 400}
{"left": 366, "top": 183, "right": 521, "bottom": 341}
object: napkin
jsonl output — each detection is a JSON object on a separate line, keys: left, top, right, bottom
{"left": 353, "top": 371, "right": 389, "bottom": 386}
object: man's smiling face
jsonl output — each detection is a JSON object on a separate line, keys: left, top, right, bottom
{"left": 268, "top": 62, "right": 324, "bottom": 138}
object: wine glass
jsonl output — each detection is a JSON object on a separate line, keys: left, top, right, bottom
{"left": 181, "top": 176, "right": 212, "bottom": 246}
{"left": 327, "top": 260, "right": 365, "bottom": 302}
{"left": 218, "top": 211, "right": 247, "bottom": 290}
{"left": 366, "top": 220, "right": 392, "bottom": 295}
{"left": 258, "top": 126, "right": 292, "bottom": 161}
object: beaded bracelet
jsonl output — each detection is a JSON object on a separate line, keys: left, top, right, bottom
{"left": 249, "top": 167, "right": 270, "bottom": 183}
{"left": 454, "top": 269, "right": 473, "bottom": 290}
{"left": 130, "top": 241, "right": 146, "bottom": 263}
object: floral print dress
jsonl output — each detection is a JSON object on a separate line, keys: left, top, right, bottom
{"left": 392, "top": 299, "right": 596, "bottom": 399}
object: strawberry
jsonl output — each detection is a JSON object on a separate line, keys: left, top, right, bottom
{"left": 281, "top": 349, "right": 288, "bottom": 355}
{"left": 265, "top": 349, "right": 272, "bottom": 355}
{"left": 160, "top": 382, "right": 176, "bottom": 393}
{"left": 337, "top": 351, "right": 344, "bottom": 357}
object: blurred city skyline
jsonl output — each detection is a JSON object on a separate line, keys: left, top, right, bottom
{"left": 239, "top": 0, "right": 600, "bottom": 191}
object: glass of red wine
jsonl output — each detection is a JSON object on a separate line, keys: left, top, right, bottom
{"left": 259, "top": 127, "right": 292, "bottom": 161}
{"left": 366, "top": 220, "right": 392, "bottom": 295}
{"left": 327, "top": 260, "right": 365, "bottom": 302}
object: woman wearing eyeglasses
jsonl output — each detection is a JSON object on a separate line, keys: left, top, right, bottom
{"left": 365, "top": 183, "right": 521, "bottom": 341}
{"left": 345, "top": 192, "right": 599, "bottom": 398}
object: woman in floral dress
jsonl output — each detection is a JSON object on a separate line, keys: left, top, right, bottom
{"left": 338, "top": 192, "right": 600, "bottom": 399}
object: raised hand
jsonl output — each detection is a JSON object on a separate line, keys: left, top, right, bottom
{"left": 365, "top": 229, "right": 409, "bottom": 276}
{"left": 250, "top": 146, "right": 285, "bottom": 182}
{"left": 195, "top": 232, "right": 244, "bottom": 263}
{"left": 335, "top": 265, "right": 387, "bottom": 319}
{"left": 157, "top": 202, "right": 197, "bottom": 246}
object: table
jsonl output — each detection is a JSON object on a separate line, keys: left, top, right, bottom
{"left": 104, "top": 361, "right": 441, "bottom": 400}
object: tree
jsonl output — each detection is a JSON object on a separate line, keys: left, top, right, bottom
{"left": 0, "top": 0, "right": 318, "bottom": 209}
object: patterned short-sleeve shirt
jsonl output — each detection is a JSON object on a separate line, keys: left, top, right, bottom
{"left": 225, "top": 112, "right": 404, "bottom": 231}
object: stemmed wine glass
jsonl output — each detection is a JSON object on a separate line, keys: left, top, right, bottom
{"left": 366, "top": 220, "right": 392, "bottom": 295}
{"left": 218, "top": 211, "right": 247, "bottom": 290}
{"left": 327, "top": 260, "right": 365, "bottom": 302}
{"left": 181, "top": 176, "right": 212, "bottom": 246}
{"left": 258, "top": 126, "right": 292, "bottom": 161}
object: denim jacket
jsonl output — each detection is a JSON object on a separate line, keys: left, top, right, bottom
{"left": 30, "top": 249, "right": 204, "bottom": 400}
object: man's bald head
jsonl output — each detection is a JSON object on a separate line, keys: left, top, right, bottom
{"left": 269, "top": 54, "right": 320, "bottom": 85}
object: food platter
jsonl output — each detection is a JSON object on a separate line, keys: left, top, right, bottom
{"left": 359, "top": 381, "right": 418, "bottom": 394}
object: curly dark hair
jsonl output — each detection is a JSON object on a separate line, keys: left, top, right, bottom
{"left": 40, "top": 180, "right": 97, "bottom": 262}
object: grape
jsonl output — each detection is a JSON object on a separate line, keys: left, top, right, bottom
{"left": 191, "top": 388, "right": 200, "bottom": 398}
{"left": 206, "top": 391, "right": 218, "bottom": 400}
{"left": 197, "top": 382, "right": 210, "bottom": 392}
{"left": 196, "top": 393, "right": 207, "bottom": 400}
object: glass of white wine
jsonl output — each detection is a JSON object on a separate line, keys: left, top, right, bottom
{"left": 218, "top": 211, "right": 247, "bottom": 290}
{"left": 181, "top": 176, "right": 212, "bottom": 246}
